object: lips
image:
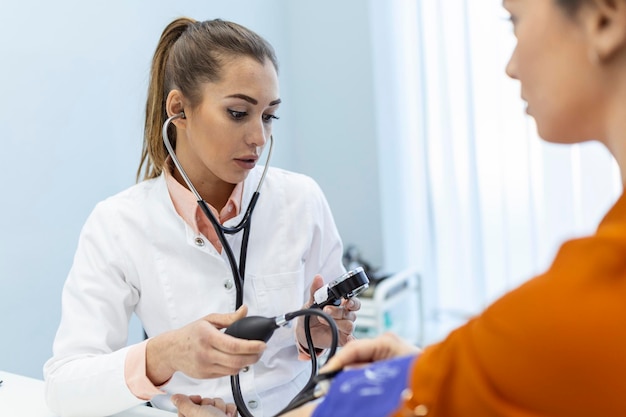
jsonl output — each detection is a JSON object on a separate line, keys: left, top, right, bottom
{"left": 234, "top": 155, "right": 259, "bottom": 170}
{"left": 235, "top": 155, "right": 258, "bottom": 163}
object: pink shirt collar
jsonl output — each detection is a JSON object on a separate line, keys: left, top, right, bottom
{"left": 163, "top": 157, "right": 243, "bottom": 251}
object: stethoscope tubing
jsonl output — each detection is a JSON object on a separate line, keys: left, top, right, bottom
{"left": 163, "top": 113, "right": 320, "bottom": 417}
{"left": 162, "top": 113, "right": 274, "bottom": 235}
{"left": 162, "top": 112, "right": 273, "bottom": 307}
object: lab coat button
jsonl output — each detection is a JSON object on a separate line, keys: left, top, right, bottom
{"left": 224, "top": 279, "right": 234, "bottom": 290}
{"left": 248, "top": 400, "right": 258, "bottom": 409}
{"left": 242, "top": 366, "right": 250, "bottom": 372}
{"left": 194, "top": 237, "right": 205, "bottom": 247}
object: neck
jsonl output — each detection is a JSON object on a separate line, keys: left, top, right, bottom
{"left": 600, "top": 65, "right": 626, "bottom": 187}
{"left": 602, "top": 123, "right": 626, "bottom": 188}
{"left": 172, "top": 169, "right": 235, "bottom": 211}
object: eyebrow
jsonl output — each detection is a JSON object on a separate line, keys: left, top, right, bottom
{"left": 226, "top": 94, "right": 282, "bottom": 106}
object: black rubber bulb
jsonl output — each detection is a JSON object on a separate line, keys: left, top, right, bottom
{"left": 224, "top": 316, "right": 279, "bottom": 342}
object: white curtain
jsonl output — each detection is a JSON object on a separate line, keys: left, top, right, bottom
{"left": 369, "top": 0, "right": 621, "bottom": 343}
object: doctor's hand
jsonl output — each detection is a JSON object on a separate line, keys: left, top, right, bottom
{"left": 296, "top": 275, "right": 361, "bottom": 351}
{"left": 146, "top": 305, "right": 266, "bottom": 385}
{"left": 172, "top": 393, "right": 317, "bottom": 417}
{"left": 172, "top": 394, "right": 237, "bottom": 417}
{"left": 320, "top": 332, "right": 421, "bottom": 373}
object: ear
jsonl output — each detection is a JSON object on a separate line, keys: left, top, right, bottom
{"left": 582, "top": 0, "right": 626, "bottom": 62}
{"left": 165, "top": 89, "right": 187, "bottom": 126}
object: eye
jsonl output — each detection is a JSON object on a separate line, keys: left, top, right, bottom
{"left": 228, "top": 109, "right": 247, "bottom": 120}
{"left": 262, "top": 114, "right": 280, "bottom": 123}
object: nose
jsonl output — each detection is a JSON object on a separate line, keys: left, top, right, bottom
{"left": 505, "top": 46, "right": 518, "bottom": 80}
{"left": 246, "top": 119, "right": 269, "bottom": 148}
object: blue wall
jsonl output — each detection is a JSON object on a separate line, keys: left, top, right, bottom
{"left": 0, "top": 0, "right": 384, "bottom": 378}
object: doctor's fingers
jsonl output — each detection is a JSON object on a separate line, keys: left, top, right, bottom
{"left": 207, "top": 338, "right": 265, "bottom": 366}
{"left": 200, "top": 345, "right": 264, "bottom": 371}
{"left": 183, "top": 337, "right": 263, "bottom": 376}
{"left": 179, "top": 404, "right": 230, "bottom": 417}
{"left": 341, "top": 297, "right": 361, "bottom": 312}
{"left": 315, "top": 315, "right": 355, "bottom": 345}
{"left": 307, "top": 275, "right": 325, "bottom": 299}
{"left": 190, "top": 354, "right": 260, "bottom": 379}
{"left": 225, "top": 403, "right": 237, "bottom": 417}
{"left": 214, "top": 330, "right": 267, "bottom": 355}
{"left": 337, "top": 320, "right": 356, "bottom": 345}
{"left": 193, "top": 321, "right": 266, "bottom": 355}
{"left": 172, "top": 395, "right": 229, "bottom": 417}
{"left": 200, "top": 397, "right": 226, "bottom": 412}
{"left": 200, "top": 398, "right": 237, "bottom": 416}
{"left": 203, "top": 305, "right": 249, "bottom": 329}
{"left": 322, "top": 305, "right": 358, "bottom": 323}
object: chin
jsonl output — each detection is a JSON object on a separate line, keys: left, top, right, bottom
{"left": 228, "top": 172, "right": 250, "bottom": 185}
{"left": 533, "top": 116, "right": 583, "bottom": 144}
{"left": 535, "top": 127, "right": 590, "bottom": 145}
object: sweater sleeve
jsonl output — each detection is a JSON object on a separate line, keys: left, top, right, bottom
{"left": 394, "top": 225, "right": 626, "bottom": 417}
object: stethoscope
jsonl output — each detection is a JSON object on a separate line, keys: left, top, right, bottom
{"left": 162, "top": 112, "right": 274, "bottom": 308}
{"left": 162, "top": 113, "right": 337, "bottom": 417}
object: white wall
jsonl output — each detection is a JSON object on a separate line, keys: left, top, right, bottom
{"left": 0, "top": 0, "right": 385, "bottom": 378}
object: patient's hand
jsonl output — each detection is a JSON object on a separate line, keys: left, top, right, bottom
{"left": 282, "top": 333, "right": 420, "bottom": 417}
{"left": 321, "top": 332, "right": 421, "bottom": 373}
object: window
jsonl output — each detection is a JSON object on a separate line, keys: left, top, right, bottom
{"left": 369, "top": 0, "right": 621, "bottom": 343}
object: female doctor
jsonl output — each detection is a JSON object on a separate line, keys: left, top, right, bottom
{"left": 43, "top": 17, "right": 360, "bottom": 417}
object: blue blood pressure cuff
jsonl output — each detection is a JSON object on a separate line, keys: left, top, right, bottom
{"left": 311, "top": 354, "right": 418, "bottom": 417}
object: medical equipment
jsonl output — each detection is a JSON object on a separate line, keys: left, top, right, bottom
{"left": 224, "top": 267, "right": 370, "bottom": 417}
{"left": 224, "top": 308, "right": 338, "bottom": 416}
{"left": 313, "top": 267, "right": 369, "bottom": 308}
{"left": 223, "top": 268, "right": 369, "bottom": 344}
{"left": 162, "top": 112, "right": 273, "bottom": 308}
{"left": 353, "top": 268, "right": 423, "bottom": 346}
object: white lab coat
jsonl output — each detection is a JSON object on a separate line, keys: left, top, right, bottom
{"left": 44, "top": 166, "right": 345, "bottom": 417}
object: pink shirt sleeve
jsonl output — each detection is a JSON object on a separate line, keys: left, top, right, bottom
{"left": 124, "top": 340, "right": 167, "bottom": 400}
